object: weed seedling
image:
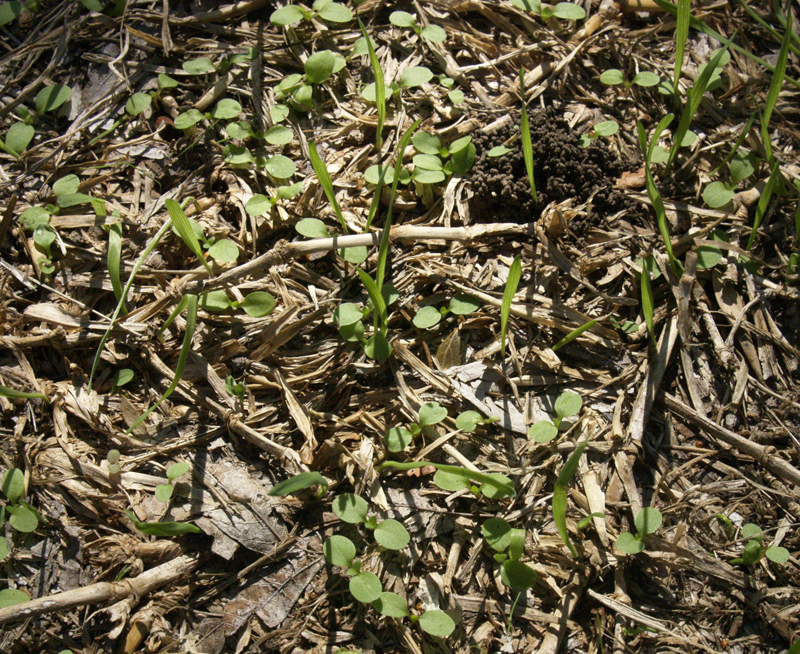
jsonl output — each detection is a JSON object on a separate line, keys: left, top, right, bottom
{"left": 324, "top": 492, "right": 457, "bottom": 637}
{"left": 511, "top": 0, "right": 586, "bottom": 21}
{"left": 579, "top": 120, "right": 619, "bottom": 147}
{"left": 728, "top": 522, "right": 790, "bottom": 566}
{"left": 270, "top": 0, "right": 352, "bottom": 27}
{"left": 500, "top": 256, "right": 522, "bottom": 357}
{"left": 409, "top": 131, "right": 475, "bottom": 205}
{"left": 275, "top": 50, "right": 346, "bottom": 111}
{"left": 528, "top": 391, "right": 582, "bottom": 443}
{"left": 455, "top": 411, "right": 497, "bottom": 433}
{"left": 413, "top": 294, "right": 480, "bottom": 330}
{"left": 155, "top": 462, "right": 191, "bottom": 503}
{"left": 269, "top": 471, "right": 328, "bottom": 498}
{"left": 389, "top": 11, "right": 446, "bottom": 43}
{"left": 615, "top": 507, "right": 663, "bottom": 554}
{"left": 378, "top": 460, "right": 515, "bottom": 500}
{"left": 481, "top": 518, "right": 538, "bottom": 590}
{"left": 125, "top": 510, "right": 202, "bottom": 536}
{"left": 1, "top": 468, "right": 40, "bottom": 561}
{"left": 225, "top": 375, "right": 246, "bottom": 401}
{"left": 384, "top": 401, "right": 447, "bottom": 452}
{"left": 600, "top": 68, "right": 660, "bottom": 90}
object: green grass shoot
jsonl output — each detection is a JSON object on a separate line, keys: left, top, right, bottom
{"left": 519, "top": 70, "right": 538, "bottom": 206}
{"left": 760, "top": 10, "right": 792, "bottom": 163}
{"left": 0, "top": 385, "right": 48, "bottom": 401}
{"left": 553, "top": 439, "right": 588, "bottom": 558}
{"left": 672, "top": 0, "right": 690, "bottom": 106}
{"left": 166, "top": 199, "right": 213, "bottom": 274}
{"left": 500, "top": 256, "right": 522, "bottom": 357}
{"left": 309, "top": 141, "right": 349, "bottom": 234}
{"left": 746, "top": 159, "right": 781, "bottom": 251}
{"left": 107, "top": 222, "right": 126, "bottom": 314}
{"left": 710, "top": 112, "right": 755, "bottom": 177}
{"left": 552, "top": 319, "right": 598, "bottom": 352}
{"left": 641, "top": 263, "right": 656, "bottom": 347}
{"left": 127, "top": 293, "right": 198, "bottom": 434}
{"left": 358, "top": 17, "right": 385, "bottom": 153}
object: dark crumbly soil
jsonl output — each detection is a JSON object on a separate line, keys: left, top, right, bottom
{"left": 468, "top": 106, "right": 636, "bottom": 226}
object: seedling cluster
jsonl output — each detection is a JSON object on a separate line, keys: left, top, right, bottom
{"left": 528, "top": 390, "right": 583, "bottom": 443}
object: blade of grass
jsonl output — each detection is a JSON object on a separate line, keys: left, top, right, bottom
{"left": 309, "top": 141, "right": 349, "bottom": 235}
{"left": 553, "top": 439, "right": 588, "bottom": 558}
{"left": 710, "top": 112, "right": 755, "bottom": 177}
{"left": 641, "top": 263, "right": 656, "bottom": 347}
{"left": 552, "top": 319, "right": 598, "bottom": 352}
{"left": 357, "top": 268, "right": 388, "bottom": 336}
{"left": 127, "top": 293, "right": 198, "bottom": 434}
{"left": 735, "top": 0, "right": 800, "bottom": 56}
{"left": 673, "top": 0, "right": 691, "bottom": 105}
{"left": 166, "top": 199, "right": 212, "bottom": 274}
{"left": 746, "top": 159, "right": 781, "bottom": 251}
{"left": 760, "top": 10, "right": 792, "bottom": 163}
{"left": 667, "top": 38, "right": 732, "bottom": 172}
{"left": 358, "top": 17, "right": 385, "bottom": 153}
{"left": 0, "top": 385, "right": 48, "bottom": 401}
{"left": 501, "top": 256, "right": 522, "bottom": 357}
{"left": 519, "top": 70, "right": 538, "bottom": 207}
{"left": 89, "top": 216, "right": 174, "bottom": 385}
{"left": 107, "top": 222, "right": 126, "bottom": 314}
{"left": 158, "top": 294, "right": 189, "bottom": 337}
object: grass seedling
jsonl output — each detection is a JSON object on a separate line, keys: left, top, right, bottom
{"left": 125, "top": 510, "right": 202, "bottom": 536}
{"left": 358, "top": 17, "right": 385, "bottom": 152}
{"left": 155, "top": 462, "right": 191, "bottom": 503}
{"left": 760, "top": 11, "right": 792, "bottom": 164}
{"left": 670, "top": 0, "right": 691, "bottom": 107}
{"left": 500, "top": 256, "right": 522, "bottom": 357}
{"left": 745, "top": 159, "right": 781, "bottom": 252}
{"left": 481, "top": 518, "right": 538, "bottom": 590}
{"left": 528, "top": 390, "right": 583, "bottom": 443}
{"left": 552, "top": 439, "right": 588, "bottom": 558}
{"left": 389, "top": 11, "right": 446, "bottom": 43}
{"left": 552, "top": 319, "right": 598, "bottom": 352}
{"left": 615, "top": 507, "right": 662, "bottom": 554}
{"left": 519, "top": 70, "right": 538, "bottom": 206}
{"left": 268, "top": 471, "right": 328, "bottom": 498}
{"left": 106, "top": 221, "right": 126, "bottom": 313}
{"left": 641, "top": 261, "right": 656, "bottom": 347}
{"left": 0, "top": 385, "right": 48, "bottom": 401}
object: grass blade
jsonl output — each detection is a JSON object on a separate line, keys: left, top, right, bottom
{"left": 269, "top": 471, "right": 328, "bottom": 497}
{"left": 89, "top": 216, "right": 174, "bottom": 385}
{"left": 127, "top": 293, "right": 198, "bottom": 434}
{"left": 673, "top": 0, "right": 691, "bottom": 103}
{"left": 552, "top": 319, "right": 597, "bottom": 352}
{"left": 166, "top": 199, "right": 212, "bottom": 274}
{"left": 710, "top": 112, "right": 755, "bottom": 176}
{"left": 358, "top": 17, "right": 385, "bottom": 153}
{"left": 357, "top": 268, "right": 388, "bottom": 336}
{"left": 641, "top": 262, "right": 656, "bottom": 347}
{"left": 107, "top": 222, "right": 126, "bottom": 314}
{"left": 0, "top": 385, "right": 48, "bottom": 401}
{"left": 519, "top": 70, "right": 538, "bottom": 206}
{"left": 309, "top": 141, "right": 348, "bottom": 235}
{"left": 553, "top": 439, "right": 588, "bottom": 558}
{"left": 761, "top": 10, "right": 792, "bottom": 163}
{"left": 500, "top": 256, "right": 522, "bottom": 357}
{"left": 746, "top": 159, "right": 781, "bottom": 251}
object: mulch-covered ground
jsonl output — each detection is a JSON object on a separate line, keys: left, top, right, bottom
{"left": 1, "top": 0, "right": 800, "bottom": 652}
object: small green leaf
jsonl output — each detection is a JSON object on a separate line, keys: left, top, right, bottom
{"left": 20, "top": 206, "right": 50, "bottom": 230}
{"left": 182, "top": 57, "right": 215, "bottom": 74}
{"left": 450, "top": 143, "right": 476, "bottom": 175}
{"left": 455, "top": 410, "right": 482, "bottom": 433}
{"left": 413, "top": 154, "right": 444, "bottom": 171}
{"left": 741, "top": 523, "right": 763, "bottom": 540}
{"left": 223, "top": 145, "right": 255, "bottom": 166}
{"left": 5, "top": 122, "right": 34, "bottom": 157}
{"left": 413, "top": 306, "right": 442, "bottom": 329}
{"left": 482, "top": 517, "right": 513, "bottom": 552}
{"left": 765, "top": 546, "right": 790, "bottom": 564}
{"left": 479, "top": 473, "right": 515, "bottom": 499}
{"left": 207, "top": 239, "right": 239, "bottom": 263}
{"left": 226, "top": 121, "right": 254, "bottom": 140}
{"left": 324, "top": 535, "right": 356, "bottom": 566}
{"left": 398, "top": 66, "right": 433, "bottom": 88}
{"left": 501, "top": 560, "right": 537, "bottom": 590}
{"left": 389, "top": 10, "right": 416, "bottom": 27}
{"left": 412, "top": 131, "right": 441, "bottom": 155}
{"left": 305, "top": 50, "right": 336, "bottom": 85}
{"left": 339, "top": 320, "right": 364, "bottom": 343}
{"left": 365, "top": 164, "right": 396, "bottom": 186}
{"left": 211, "top": 98, "right": 242, "bottom": 120}
{"left": 277, "top": 182, "right": 303, "bottom": 199}
{"left": 270, "top": 4, "right": 304, "bottom": 26}
{"left": 703, "top": 181, "right": 734, "bottom": 208}
{"left": 332, "top": 493, "right": 369, "bottom": 524}
{"left": 500, "top": 256, "right": 522, "bottom": 357}
{"left": 385, "top": 426, "right": 413, "bottom": 453}
{"left": 552, "top": 2, "right": 585, "bottom": 19}
{"left": 419, "top": 401, "right": 447, "bottom": 426}
{"left": 8, "top": 504, "right": 38, "bottom": 533}
{"left": 264, "top": 125, "right": 294, "bottom": 145}
{"left": 263, "top": 155, "right": 296, "bottom": 179}
{"left": 125, "top": 510, "right": 202, "bottom": 536}
{"left": 174, "top": 109, "right": 205, "bottom": 129}
{"left": 554, "top": 391, "right": 582, "bottom": 420}
{"left": 0, "top": 1, "right": 25, "bottom": 26}
{"left": 269, "top": 471, "right": 327, "bottom": 496}
{"left": 373, "top": 591, "right": 410, "bottom": 618}
{"left": 1, "top": 468, "right": 25, "bottom": 504}
{"left": 421, "top": 24, "right": 446, "bottom": 42}
{"left": 600, "top": 69, "right": 625, "bottom": 85}
{"left": 155, "top": 484, "right": 174, "bottom": 502}
{"left": 729, "top": 151, "right": 756, "bottom": 184}
{"left": 528, "top": 420, "right": 558, "bottom": 443}
{"left": 125, "top": 92, "right": 151, "bottom": 116}
{"left": 374, "top": 519, "right": 410, "bottom": 550}
{"left": 113, "top": 368, "right": 134, "bottom": 387}
{"left": 634, "top": 507, "right": 663, "bottom": 536}
{"left": 412, "top": 168, "right": 446, "bottom": 184}
{"left": 317, "top": 1, "right": 351, "bottom": 22}
{"left": 296, "top": 217, "right": 328, "bottom": 238}
{"left": 615, "top": 532, "right": 644, "bottom": 554}
{"left": 0, "top": 588, "right": 30, "bottom": 609}
{"left": 271, "top": 104, "right": 290, "bottom": 122}
{"left": 158, "top": 73, "right": 179, "bottom": 88}
{"left": 364, "top": 334, "right": 392, "bottom": 361}
{"left": 240, "top": 291, "right": 275, "bottom": 318}
{"left": 433, "top": 469, "right": 472, "bottom": 492}
{"left": 593, "top": 120, "right": 619, "bottom": 137}
{"left": 35, "top": 84, "right": 71, "bottom": 113}
{"left": 0, "top": 537, "right": 8, "bottom": 562}
{"left": 650, "top": 145, "right": 669, "bottom": 164}
{"left": 349, "top": 571, "right": 382, "bottom": 603}
{"left": 333, "top": 303, "right": 363, "bottom": 327}
{"left": 245, "top": 194, "right": 272, "bottom": 216}
{"left": 632, "top": 71, "right": 660, "bottom": 87}
{"left": 352, "top": 36, "right": 377, "bottom": 57}
{"left": 448, "top": 89, "right": 464, "bottom": 104}
{"left": 53, "top": 174, "right": 80, "bottom": 196}
{"left": 418, "top": 609, "right": 456, "bottom": 638}
{"left": 488, "top": 145, "right": 513, "bottom": 157}
{"left": 200, "top": 290, "right": 232, "bottom": 312}
{"left": 167, "top": 462, "right": 190, "bottom": 482}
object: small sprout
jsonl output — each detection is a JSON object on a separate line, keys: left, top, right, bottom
{"left": 418, "top": 610, "right": 457, "bottom": 638}
{"left": 374, "top": 519, "right": 410, "bottom": 550}
{"left": 211, "top": 98, "right": 242, "bottom": 120}
{"left": 112, "top": 368, "right": 134, "bottom": 390}
{"left": 158, "top": 73, "right": 179, "bottom": 89}
{"left": 155, "top": 461, "right": 191, "bottom": 503}
{"left": 385, "top": 426, "right": 413, "bottom": 453}
{"left": 35, "top": 84, "right": 71, "bottom": 113}
{"left": 174, "top": 109, "right": 205, "bottom": 130}
{"left": 488, "top": 145, "right": 513, "bottom": 157}
{"left": 3, "top": 122, "right": 34, "bottom": 158}
{"left": 433, "top": 469, "right": 472, "bottom": 492}
{"left": 225, "top": 375, "right": 245, "bottom": 400}
{"left": 398, "top": 66, "right": 434, "bottom": 89}
{"left": 125, "top": 92, "right": 151, "bottom": 116}
{"left": 554, "top": 390, "right": 582, "bottom": 427}
{"left": 373, "top": 592, "right": 411, "bottom": 618}
{"left": 1, "top": 468, "right": 39, "bottom": 533}
{"left": 182, "top": 57, "right": 215, "bottom": 75}
{"left": 264, "top": 125, "right": 294, "bottom": 145}
{"left": 125, "top": 510, "right": 202, "bottom": 536}
{"left": 0, "top": 588, "right": 30, "bottom": 609}
{"left": 418, "top": 401, "right": 447, "bottom": 427}
{"left": 615, "top": 507, "right": 663, "bottom": 554}
{"left": 501, "top": 559, "right": 538, "bottom": 590}
{"left": 349, "top": 571, "right": 382, "bottom": 603}
{"left": 107, "top": 449, "right": 121, "bottom": 476}
{"left": 269, "top": 471, "right": 328, "bottom": 497}
{"left": 528, "top": 421, "right": 558, "bottom": 443}
{"left": 482, "top": 517, "right": 514, "bottom": 552}
{"left": 324, "top": 534, "right": 357, "bottom": 567}
{"left": 332, "top": 493, "right": 370, "bottom": 524}
{"left": 455, "top": 410, "right": 487, "bottom": 433}
{"left": 389, "top": 11, "right": 447, "bottom": 43}
{"left": 600, "top": 69, "right": 660, "bottom": 89}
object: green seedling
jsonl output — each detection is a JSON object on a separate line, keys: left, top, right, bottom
{"left": 578, "top": 120, "right": 619, "bottom": 147}
{"left": 600, "top": 68, "right": 660, "bottom": 90}
{"left": 225, "top": 375, "right": 246, "bottom": 401}
{"left": 112, "top": 368, "right": 134, "bottom": 392}
{"left": 360, "top": 66, "right": 434, "bottom": 105}
{"left": 0, "top": 385, "right": 48, "bottom": 401}
{"left": 702, "top": 149, "right": 757, "bottom": 209}
{"left": 155, "top": 462, "right": 191, "bottom": 503}
{"left": 413, "top": 294, "right": 480, "bottom": 330}
{"left": 615, "top": 507, "right": 663, "bottom": 554}
{"left": 379, "top": 460, "right": 515, "bottom": 500}
{"left": 670, "top": 0, "right": 691, "bottom": 106}
{"left": 500, "top": 256, "right": 522, "bottom": 357}
{"left": 198, "top": 290, "right": 275, "bottom": 317}
{"left": 389, "top": 11, "right": 447, "bottom": 43}
{"left": 552, "top": 319, "right": 597, "bottom": 352}
{"left": 760, "top": 11, "right": 792, "bottom": 164}
{"left": 511, "top": 0, "right": 586, "bottom": 21}
{"left": 519, "top": 70, "right": 538, "bottom": 207}
{"left": 641, "top": 259, "right": 656, "bottom": 347}
{"left": 481, "top": 518, "right": 538, "bottom": 590}
{"left": 168, "top": 213, "right": 240, "bottom": 266}
{"left": 384, "top": 401, "right": 447, "bottom": 452}
{"left": 745, "top": 158, "right": 781, "bottom": 253}
{"left": 0, "top": 588, "right": 30, "bottom": 609}
{"left": 455, "top": 410, "right": 497, "bottom": 433}
{"left": 275, "top": 50, "right": 346, "bottom": 111}
{"left": 270, "top": 0, "right": 352, "bottom": 27}
{"left": 438, "top": 74, "right": 464, "bottom": 105}
{"left": 244, "top": 182, "right": 303, "bottom": 220}
{"left": 269, "top": 471, "right": 328, "bottom": 498}
{"left": 553, "top": 439, "right": 588, "bottom": 557}
{"left": 527, "top": 391, "right": 582, "bottom": 443}
{"left": 408, "top": 131, "right": 475, "bottom": 204}
{"left": 358, "top": 18, "right": 385, "bottom": 152}
{"left": 0, "top": 1, "right": 28, "bottom": 27}
{"left": 107, "top": 450, "right": 121, "bottom": 477}
{"left": 1, "top": 467, "right": 40, "bottom": 561}
{"left": 106, "top": 219, "right": 126, "bottom": 311}
{"left": 0, "top": 121, "right": 34, "bottom": 158}
{"left": 125, "top": 509, "right": 202, "bottom": 536}
{"left": 324, "top": 493, "right": 456, "bottom": 638}
{"left": 730, "top": 523, "right": 790, "bottom": 566}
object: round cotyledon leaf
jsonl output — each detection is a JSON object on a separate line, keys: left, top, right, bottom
{"left": 528, "top": 421, "right": 558, "bottom": 443}
{"left": 455, "top": 410, "right": 482, "bottom": 433}
{"left": 554, "top": 391, "right": 582, "bottom": 420}
{"left": 385, "top": 426, "right": 413, "bottom": 453}
{"left": 207, "top": 239, "right": 239, "bottom": 264}
{"left": 323, "top": 535, "right": 356, "bottom": 567}
{"left": 482, "top": 517, "right": 513, "bottom": 552}
{"left": 418, "top": 609, "right": 456, "bottom": 638}
{"left": 418, "top": 401, "right": 447, "bottom": 426}
{"left": 372, "top": 591, "right": 410, "bottom": 618}
{"left": 615, "top": 532, "right": 644, "bottom": 554}
{"left": 413, "top": 306, "right": 442, "bottom": 329}
{"left": 374, "top": 519, "right": 410, "bottom": 550}
{"left": 332, "top": 493, "right": 369, "bottom": 524}
{"left": 349, "top": 571, "right": 382, "bottom": 603}
{"left": 240, "top": 291, "right": 275, "bottom": 318}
